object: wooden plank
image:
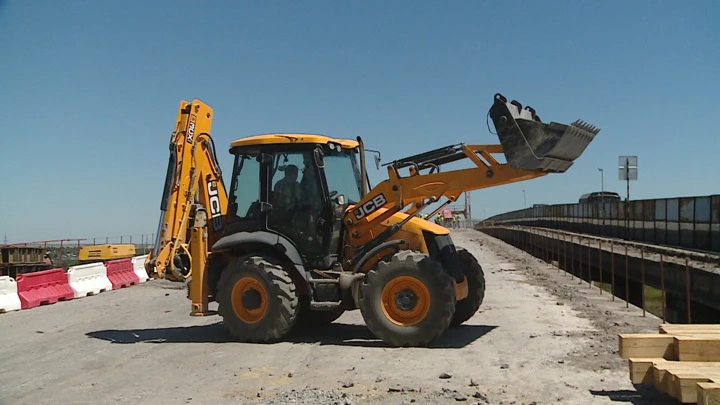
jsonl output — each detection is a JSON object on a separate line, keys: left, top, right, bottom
{"left": 676, "top": 336, "right": 720, "bottom": 362}
{"left": 651, "top": 363, "right": 720, "bottom": 398}
{"left": 653, "top": 363, "right": 676, "bottom": 395}
{"left": 629, "top": 358, "right": 666, "bottom": 384}
{"left": 670, "top": 372, "right": 712, "bottom": 403}
{"left": 697, "top": 382, "right": 720, "bottom": 405}
{"left": 660, "top": 324, "right": 720, "bottom": 335}
{"left": 619, "top": 334, "right": 677, "bottom": 359}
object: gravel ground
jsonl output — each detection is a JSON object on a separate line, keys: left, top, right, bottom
{"left": 0, "top": 229, "right": 678, "bottom": 405}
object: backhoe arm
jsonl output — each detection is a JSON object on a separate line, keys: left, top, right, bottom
{"left": 145, "top": 100, "right": 228, "bottom": 281}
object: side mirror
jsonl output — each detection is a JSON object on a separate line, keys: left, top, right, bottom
{"left": 314, "top": 147, "right": 325, "bottom": 168}
{"left": 365, "top": 149, "right": 382, "bottom": 170}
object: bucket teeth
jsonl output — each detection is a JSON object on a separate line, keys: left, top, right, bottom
{"left": 488, "top": 93, "right": 599, "bottom": 173}
{"left": 571, "top": 120, "right": 601, "bottom": 135}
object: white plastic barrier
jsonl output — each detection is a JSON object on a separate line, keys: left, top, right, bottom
{"left": 131, "top": 255, "right": 149, "bottom": 283}
{"left": 0, "top": 276, "right": 22, "bottom": 312}
{"left": 67, "top": 263, "right": 113, "bottom": 298}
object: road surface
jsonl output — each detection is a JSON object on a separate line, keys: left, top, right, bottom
{"left": 0, "top": 230, "right": 674, "bottom": 405}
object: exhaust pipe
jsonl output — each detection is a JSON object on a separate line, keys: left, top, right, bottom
{"left": 488, "top": 93, "right": 600, "bottom": 173}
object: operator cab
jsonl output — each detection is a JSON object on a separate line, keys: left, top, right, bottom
{"left": 224, "top": 134, "right": 366, "bottom": 270}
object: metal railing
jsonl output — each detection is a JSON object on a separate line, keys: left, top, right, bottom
{"left": 2, "top": 233, "right": 156, "bottom": 270}
{"left": 485, "top": 194, "right": 720, "bottom": 253}
{"left": 479, "top": 225, "right": 715, "bottom": 323}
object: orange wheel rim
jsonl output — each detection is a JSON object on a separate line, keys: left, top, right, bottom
{"left": 231, "top": 277, "right": 268, "bottom": 324}
{"left": 380, "top": 276, "right": 431, "bottom": 326}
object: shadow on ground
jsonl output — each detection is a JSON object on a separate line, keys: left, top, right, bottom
{"left": 86, "top": 322, "right": 497, "bottom": 349}
{"left": 589, "top": 386, "right": 678, "bottom": 405}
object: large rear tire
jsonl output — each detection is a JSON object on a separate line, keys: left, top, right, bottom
{"left": 450, "top": 248, "right": 486, "bottom": 326}
{"left": 216, "top": 256, "right": 299, "bottom": 343}
{"left": 359, "top": 250, "right": 456, "bottom": 347}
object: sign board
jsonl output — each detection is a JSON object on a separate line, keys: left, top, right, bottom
{"left": 618, "top": 156, "right": 638, "bottom": 180}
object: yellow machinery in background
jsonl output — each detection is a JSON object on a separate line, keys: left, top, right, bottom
{"left": 145, "top": 93, "right": 600, "bottom": 346}
{"left": 78, "top": 244, "right": 136, "bottom": 264}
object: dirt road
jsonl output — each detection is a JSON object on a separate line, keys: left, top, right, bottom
{"left": 0, "top": 230, "right": 674, "bottom": 405}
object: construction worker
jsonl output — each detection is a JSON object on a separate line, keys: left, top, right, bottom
{"left": 442, "top": 209, "right": 453, "bottom": 227}
{"left": 43, "top": 252, "right": 54, "bottom": 267}
{"left": 273, "top": 164, "right": 303, "bottom": 226}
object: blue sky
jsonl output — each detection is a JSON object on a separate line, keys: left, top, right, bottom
{"left": 1, "top": 0, "right": 718, "bottom": 243}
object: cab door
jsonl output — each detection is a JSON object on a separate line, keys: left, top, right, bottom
{"left": 225, "top": 147, "right": 266, "bottom": 234}
{"left": 317, "top": 148, "right": 364, "bottom": 256}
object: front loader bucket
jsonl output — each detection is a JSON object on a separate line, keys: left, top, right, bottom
{"left": 488, "top": 93, "right": 600, "bottom": 173}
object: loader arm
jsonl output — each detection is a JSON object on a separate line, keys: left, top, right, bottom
{"left": 343, "top": 93, "right": 600, "bottom": 268}
{"left": 343, "top": 144, "right": 543, "bottom": 243}
{"left": 145, "top": 100, "right": 228, "bottom": 280}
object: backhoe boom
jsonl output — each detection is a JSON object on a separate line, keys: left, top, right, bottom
{"left": 145, "top": 100, "right": 228, "bottom": 281}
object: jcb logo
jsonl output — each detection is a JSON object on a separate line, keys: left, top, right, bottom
{"left": 186, "top": 116, "right": 196, "bottom": 143}
{"left": 354, "top": 193, "right": 387, "bottom": 220}
{"left": 207, "top": 180, "right": 223, "bottom": 231}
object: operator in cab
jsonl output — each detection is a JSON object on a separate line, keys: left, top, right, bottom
{"left": 273, "top": 164, "right": 302, "bottom": 224}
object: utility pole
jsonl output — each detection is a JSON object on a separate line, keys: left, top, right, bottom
{"left": 3, "top": 233, "right": 7, "bottom": 245}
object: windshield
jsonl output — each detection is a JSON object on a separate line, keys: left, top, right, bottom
{"left": 323, "top": 148, "right": 363, "bottom": 205}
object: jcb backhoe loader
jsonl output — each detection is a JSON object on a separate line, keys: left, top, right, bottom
{"left": 145, "top": 93, "right": 600, "bottom": 346}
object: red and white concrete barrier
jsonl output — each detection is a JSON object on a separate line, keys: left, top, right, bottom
{"left": 67, "top": 262, "right": 113, "bottom": 298}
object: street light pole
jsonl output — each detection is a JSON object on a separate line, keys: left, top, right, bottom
{"left": 522, "top": 189, "right": 526, "bottom": 208}
{"left": 598, "top": 168, "right": 604, "bottom": 224}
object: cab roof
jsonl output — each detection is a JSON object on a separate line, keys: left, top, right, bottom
{"left": 230, "top": 133, "right": 359, "bottom": 149}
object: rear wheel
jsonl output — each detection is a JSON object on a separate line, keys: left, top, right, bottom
{"left": 450, "top": 249, "right": 486, "bottom": 326}
{"left": 359, "top": 250, "right": 456, "bottom": 347}
{"left": 216, "top": 256, "right": 299, "bottom": 343}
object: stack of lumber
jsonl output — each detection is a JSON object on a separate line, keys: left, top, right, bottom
{"left": 619, "top": 324, "right": 720, "bottom": 404}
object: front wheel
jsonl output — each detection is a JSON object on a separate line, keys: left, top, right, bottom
{"left": 359, "top": 250, "right": 456, "bottom": 347}
{"left": 449, "top": 249, "right": 486, "bottom": 326}
{"left": 216, "top": 256, "right": 299, "bottom": 343}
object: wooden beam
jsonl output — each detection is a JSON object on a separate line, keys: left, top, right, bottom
{"left": 660, "top": 324, "right": 720, "bottom": 335}
{"left": 669, "top": 372, "right": 713, "bottom": 403}
{"left": 619, "top": 334, "right": 677, "bottom": 359}
{"left": 629, "top": 358, "right": 666, "bottom": 384}
{"left": 697, "top": 382, "right": 720, "bottom": 405}
{"left": 675, "top": 335, "right": 720, "bottom": 362}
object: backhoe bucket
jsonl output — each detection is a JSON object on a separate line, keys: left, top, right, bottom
{"left": 488, "top": 93, "right": 600, "bottom": 173}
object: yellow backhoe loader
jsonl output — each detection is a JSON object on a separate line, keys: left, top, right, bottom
{"left": 145, "top": 93, "right": 600, "bottom": 346}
